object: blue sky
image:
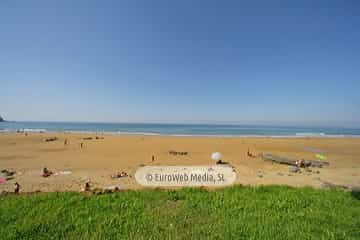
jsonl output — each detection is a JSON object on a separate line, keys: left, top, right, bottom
{"left": 1, "top": 1, "right": 359, "bottom": 126}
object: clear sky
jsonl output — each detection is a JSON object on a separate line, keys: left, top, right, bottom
{"left": 1, "top": 1, "right": 360, "bottom": 126}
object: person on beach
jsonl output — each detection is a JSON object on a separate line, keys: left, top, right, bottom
{"left": 84, "top": 180, "right": 91, "bottom": 191}
{"left": 64, "top": 139, "right": 68, "bottom": 146}
{"left": 111, "top": 171, "right": 128, "bottom": 179}
{"left": 296, "top": 159, "right": 306, "bottom": 168}
{"left": 14, "top": 182, "right": 20, "bottom": 193}
{"left": 42, "top": 167, "right": 53, "bottom": 177}
{"left": 247, "top": 149, "right": 255, "bottom": 158}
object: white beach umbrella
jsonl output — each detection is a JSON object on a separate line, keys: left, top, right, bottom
{"left": 211, "top": 152, "right": 222, "bottom": 162}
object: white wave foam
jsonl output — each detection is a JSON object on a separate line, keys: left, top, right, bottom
{"left": 23, "top": 128, "right": 47, "bottom": 133}
{"left": 116, "top": 131, "right": 160, "bottom": 136}
{"left": 0, "top": 129, "right": 12, "bottom": 133}
{"left": 295, "top": 132, "right": 325, "bottom": 136}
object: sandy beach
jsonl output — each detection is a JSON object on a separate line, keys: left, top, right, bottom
{"left": 0, "top": 132, "right": 359, "bottom": 193}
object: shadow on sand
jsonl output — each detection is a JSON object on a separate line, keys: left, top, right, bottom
{"left": 216, "top": 160, "right": 230, "bottom": 165}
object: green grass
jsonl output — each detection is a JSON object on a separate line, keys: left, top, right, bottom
{"left": 1, "top": 186, "right": 359, "bottom": 240}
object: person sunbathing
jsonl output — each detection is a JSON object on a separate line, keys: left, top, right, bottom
{"left": 84, "top": 181, "right": 91, "bottom": 191}
{"left": 296, "top": 159, "right": 310, "bottom": 168}
{"left": 111, "top": 171, "right": 128, "bottom": 178}
{"left": 42, "top": 167, "right": 53, "bottom": 177}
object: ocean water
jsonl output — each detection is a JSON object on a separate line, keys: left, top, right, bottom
{"left": 1, "top": 121, "right": 360, "bottom": 137}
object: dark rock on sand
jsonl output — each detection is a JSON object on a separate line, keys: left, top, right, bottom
{"left": 169, "top": 150, "right": 188, "bottom": 156}
{"left": 45, "top": 137, "right": 58, "bottom": 142}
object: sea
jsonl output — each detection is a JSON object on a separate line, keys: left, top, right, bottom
{"left": 1, "top": 121, "right": 360, "bottom": 137}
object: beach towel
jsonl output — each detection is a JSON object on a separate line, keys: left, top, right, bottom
{"left": 315, "top": 154, "right": 327, "bottom": 160}
{"left": 0, "top": 177, "right": 7, "bottom": 184}
{"left": 0, "top": 170, "right": 15, "bottom": 180}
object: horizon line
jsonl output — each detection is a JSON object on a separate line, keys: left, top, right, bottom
{"left": 2, "top": 119, "right": 360, "bottom": 128}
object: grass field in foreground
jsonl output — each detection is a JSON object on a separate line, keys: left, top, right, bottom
{"left": 1, "top": 186, "right": 359, "bottom": 240}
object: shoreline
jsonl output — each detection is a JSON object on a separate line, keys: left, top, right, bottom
{"left": 1, "top": 129, "right": 359, "bottom": 138}
{"left": 2, "top": 121, "right": 360, "bottom": 138}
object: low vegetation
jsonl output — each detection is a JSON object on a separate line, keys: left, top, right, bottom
{"left": 1, "top": 186, "right": 359, "bottom": 239}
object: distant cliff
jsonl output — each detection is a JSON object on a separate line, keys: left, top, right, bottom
{"left": 0, "top": 115, "right": 4, "bottom": 122}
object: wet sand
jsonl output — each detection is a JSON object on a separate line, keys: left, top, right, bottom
{"left": 1, "top": 132, "right": 360, "bottom": 192}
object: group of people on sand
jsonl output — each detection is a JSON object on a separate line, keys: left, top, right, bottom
{"left": 63, "top": 136, "right": 103, "bottom": 148}
{"left": 111, "top": 171, "right": 129, "bottom": 179}
{"left": 43, "top": 136, "right": 86, "bottom": 149}
{"left": 63, "top": 138, "right": 85, "bottom": 149}
{"left": 7, "top": 167, "right": 54, "bottom": 194}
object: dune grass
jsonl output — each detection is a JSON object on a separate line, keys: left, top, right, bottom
{"left": 1, "top": 186, "right": 359, "bottom": 240}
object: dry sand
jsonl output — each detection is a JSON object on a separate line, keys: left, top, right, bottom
{"left": 1, "top": 132, "right": 360, "bottom": 192}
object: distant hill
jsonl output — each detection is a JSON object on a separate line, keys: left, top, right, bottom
{"left": 0, "top": 115, "right": 4, "bottom": 122}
